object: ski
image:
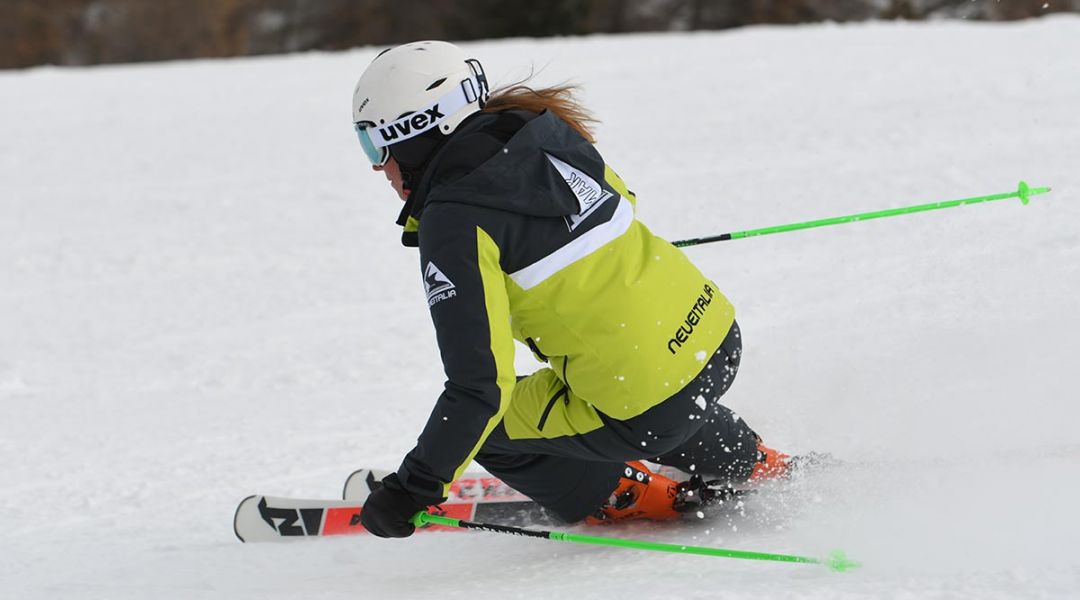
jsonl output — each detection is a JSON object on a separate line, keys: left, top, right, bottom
{"left": 234, "top": 469, "right": 546, "bottom": 543}
{"left": 342, "top": 467, "right": 528, "bottom": 503}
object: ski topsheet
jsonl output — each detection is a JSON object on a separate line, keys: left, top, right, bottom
{"left": 234, "top": 468, "right": 545, "bottom": 543}
{"left": 341, "top": 468, "right": 531, "bottom": 504}
{"left": 234, "top": 495, "right": 369, "bottom": 542}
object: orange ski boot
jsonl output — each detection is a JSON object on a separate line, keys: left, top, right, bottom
{"left": 747, "top": 440, "right": 792, "bottom": 483}
{"left": 586, "top": 461, "right": 683, "bottom": 524}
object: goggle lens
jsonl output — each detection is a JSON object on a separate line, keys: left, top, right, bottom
{"left": 355, "top": 124, "right": 389, "bottom": 166}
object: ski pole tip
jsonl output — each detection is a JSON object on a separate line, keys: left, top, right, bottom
{"left": 1017, "top": 181, "right": 1053, "bottom": 205}
{"left": 824, "top": 549, "right": 862, "bottom": 572}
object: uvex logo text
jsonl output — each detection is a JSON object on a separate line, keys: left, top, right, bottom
{"left": 378, "top": 105, "right": 446, "bottom": 143}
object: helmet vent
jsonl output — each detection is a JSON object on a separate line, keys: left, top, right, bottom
{"left": 425, "top": 78, "right": 447, "bottom": 91}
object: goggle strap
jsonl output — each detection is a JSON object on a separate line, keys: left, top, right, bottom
{"left": 367, "top": 75, "right": 481, "bottom": 149}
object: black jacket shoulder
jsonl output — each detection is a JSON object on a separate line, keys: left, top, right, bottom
{"left": 427, "top": 110, "right": 537, "bottom": 192}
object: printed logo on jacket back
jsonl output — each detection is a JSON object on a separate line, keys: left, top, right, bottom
{"left": 424, "top": 261, "right": 457, "bottom": 306}
{"left": 545, "top": 153, "right": 615, "bottom": 231}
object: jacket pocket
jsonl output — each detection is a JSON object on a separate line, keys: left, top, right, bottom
{"left": 537, "top": 386, "right": 569, "bottom": 431}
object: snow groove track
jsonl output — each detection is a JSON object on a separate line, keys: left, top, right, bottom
{"left": 2, "top": 16, "right": 1079, "bottom": 599}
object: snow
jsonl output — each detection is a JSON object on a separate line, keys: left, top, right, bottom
{"left": 3, "top": 16, "right": 1080, "bottom": 600}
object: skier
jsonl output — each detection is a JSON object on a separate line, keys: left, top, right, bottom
{"left": 351, "top": 41, "right": 790, "bottom": 538}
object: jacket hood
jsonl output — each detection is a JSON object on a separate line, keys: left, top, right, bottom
{"left": 427, "top": 110, "right": 604, "bottom": 218}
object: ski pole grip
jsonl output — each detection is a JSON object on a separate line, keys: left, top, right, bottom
{"left": 411, "top": 511, "right": 460, "bottom": 529}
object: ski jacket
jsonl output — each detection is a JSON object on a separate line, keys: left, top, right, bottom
{"left": 395, "top": 109, "right": 736, "bottom": 499}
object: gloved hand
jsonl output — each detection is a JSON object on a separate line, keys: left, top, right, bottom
{"left": 359, "top": 472, "right": 440, "bottom": 538}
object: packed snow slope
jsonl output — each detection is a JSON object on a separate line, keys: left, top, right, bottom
{"left": 3, "top": 16, "right": 1079, "bottom": 600}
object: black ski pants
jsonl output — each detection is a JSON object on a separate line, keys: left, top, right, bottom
{"left": 475, "top": 321, "right": 759, "bottom": 522}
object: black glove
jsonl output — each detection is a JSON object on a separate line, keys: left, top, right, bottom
{"left": 360, "top": 473, "right": 440, "bottom": 538}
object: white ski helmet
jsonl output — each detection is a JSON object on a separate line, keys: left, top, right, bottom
{"left": 351, "top": 40, "right": 489, "bottom": 166}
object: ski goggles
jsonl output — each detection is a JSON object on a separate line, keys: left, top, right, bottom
{"left": 355, "top": 122, "right": 392, "bottom": 167}
{"left": 354, "top": 65, "right": 487, "bottom": 167}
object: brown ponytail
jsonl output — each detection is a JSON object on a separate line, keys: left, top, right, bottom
{"left": 483, "top": 83, "right": 598, "bottom": 143}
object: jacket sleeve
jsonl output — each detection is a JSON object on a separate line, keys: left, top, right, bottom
{"left": 396, "top": 207, "right": 516, "bottom": 500}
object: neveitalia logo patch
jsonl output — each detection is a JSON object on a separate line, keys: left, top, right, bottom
{"left": 424, "top": 261, "right": 456, "bottom": 306}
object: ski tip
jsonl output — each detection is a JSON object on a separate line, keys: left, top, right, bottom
{"left": 234, "top": 495, "right": 258, "bottom": 543}
{"left": 342, "top": 469, "right": 364, "bottom": 500}
{"left": 343, "top": 468, "right": 387, "bottom": 502}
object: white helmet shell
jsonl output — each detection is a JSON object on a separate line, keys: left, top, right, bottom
{"left": 351, "top": 41, "right": 489, "bottom": 143}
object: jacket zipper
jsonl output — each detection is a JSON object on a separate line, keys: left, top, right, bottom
{"left": 525, "top": 337, "right": 549, "bottom": 362}
{"left": 537, "top": 386, "right": 569, "bottom": 431}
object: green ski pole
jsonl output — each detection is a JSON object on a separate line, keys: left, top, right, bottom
{"left": 673, "top": 180, "right": 1051, "bottom": 248}
{"left": 410, "top": 512, "right": 861, "bottom": 572}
